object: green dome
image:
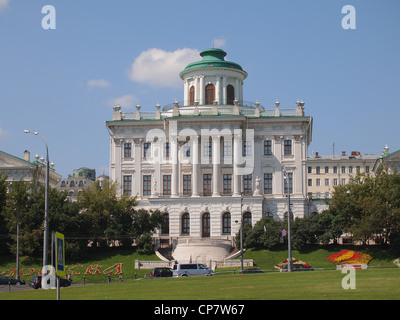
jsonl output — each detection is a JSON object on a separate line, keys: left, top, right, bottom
{"left": 180, "top": 48, "right": 246, "bottom": 78}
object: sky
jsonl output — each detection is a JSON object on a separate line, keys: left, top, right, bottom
{"left": 0, "top": 0, "right": 399, "bottom": 179}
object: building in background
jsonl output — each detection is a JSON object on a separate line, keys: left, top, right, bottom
{"left": 0, "top": 149, "right": 61, "bottom": 187}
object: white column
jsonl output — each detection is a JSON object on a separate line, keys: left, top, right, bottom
{"left": 235, "top": 78, "right": 240, "bottom": 102}
{"left": 212, "top": 135, "right": 221, "bottom": 196}
{"left": 192, "top": 135, "right": 200, "bottom": 197}
{"left": 222, "top": 77, "right": 227, "bottom": 105}
{"left": 183, "top": 79, "right": 188, "bottom": 106}
{"left": 171, "top": 137, "right": 179, "bottom": 197}
{"left": 199, "top": 76, "right": 205, "bottom": 105}
{"left": 195, "top": 77, "right": 200, "bottom": 104}
{"left": 216, "top": 75, "right": 221, "bottom": 105}
{"left": 133, "top": 138, "right": 142, "bottom": 197}
{"left": 114, "top": 138, "right": 123, "bottom": 197}
{"left": 233, "top": 133, "right": 241, "bottom": 196}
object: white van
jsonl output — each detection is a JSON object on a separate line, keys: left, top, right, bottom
{"left": 172, "top": 263, "right": 214, "bottom": 277}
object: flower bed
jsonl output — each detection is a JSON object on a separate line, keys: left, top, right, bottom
{"left": 327, "top": 250, "right": 372, "bottom": 265}
{"left": 274, "top": 258, "right": 312, "bottom": 270}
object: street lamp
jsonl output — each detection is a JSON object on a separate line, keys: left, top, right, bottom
{"left": 282, "top": 167, "right": 293, "bottom": 272}
{"left": 24, "top": 130, "right": 50, "bottom": 268}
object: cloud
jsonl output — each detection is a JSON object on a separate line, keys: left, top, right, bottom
{"left": 107, "top": 94, "right": 139, "bottom": 109}
{"left": 0, "top": 0, "right": 9, "bottom": 12}
{"left": 213, "top": 38, "right": 227, "bottom": 48}
{"left": 87, "top": 78, "right": 111, "bottom": 89}
{"left": 128, "top": 48, "right": 200, "bottom": 88}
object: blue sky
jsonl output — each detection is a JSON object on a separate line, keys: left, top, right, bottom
{"left": 1, "top": 0, "right": 399, "bottom": 178}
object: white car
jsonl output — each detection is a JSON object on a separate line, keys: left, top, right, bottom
{"left": 172, "top": 263, "right": 214, "bottom": 277}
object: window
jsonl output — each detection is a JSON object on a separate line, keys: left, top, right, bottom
{"left": 325, "top": 179, "right": 329, "bottom": 186}
{"left": 308, "top": 166, "right": 312, "bottom": 174}
{"left": 183, "top": 175, "right": 191, "bottom": 195}
{"left": 205, "top": 83, "right": 215, "bottom": 105}
{"left": 243, "top": 212, "right": 252, "bottom": 225}
{"left": 341, "top": 178, "right": 346, "bottom": 185}
{"left": 163, "top": 175, "right": 171, "bottom": 195}
{"left": 325, "top": 166, "right": 329, "bottom": 174}
{"left": 349, "top": 166, "right": 353, "bottom": 174}
{"left": 223, "top": 141, "right": 232, "bottom": 156}
{"left": 341, "top": 166, "right": 346, "bottom": 174}
{"left": 61, "top": 180, "right": 66, "bottom": 187}
{"left": 333, "top": 178, "right": 338, "bottom": 186}
{"left": 78, "top": 180, "right": 84, "bottom": 187}
{"left": 161, "top": 213, "right": 169, "bottom": 235}
{"left": 143, "top": 175, "right": 151, "bottom": 196}
{"left": 143, "top": 143, "right": 151, "bottom": 158}
{"left": 316, "top": 178, "right": 321, "bottom": 186}
{"left": 183, "top": 142, "right": 191, "bottom": 157}
{"left": 264, "top": 173, "right": 272, "bottom": 194}
{"left": 222, "top": 212, "right": 231, "bottom": 234}
{"left": 189, "top": 85, "right": 195, "bottom": 106}
{"left": 308, "top": 179, "right": 312, "bottom": 187}
{"left": 284, "top": 140, "right": 292, "bottom": 155}
{"left": 243, "top": 174, "right": 252, "bottom": 194}
{"left": 164, "top": 142, "right": 170, "bottom": 158}
{"left": 223, "top": 174, "right": 232, "bottom": 195}
{"left": 316, "top": 166, "right": 320, "bottom": 174}
{"left": 284, "top": 173, "right": 293, "bottom": 194}
{"left": 227, "top": 84, "right": 235, "bottom": 105}
{"left": 203, "top": 174, "right": 212, "bottom": 196}
{"left": 333, "top": 166, "right": 338, "bottom": 174}
{"left": 123, "top": 175, "right": 132, "bottom": 195}
{"left": 203, "top": 140, "right": 212, "bottom": 156}
{"left": 124, "top": 143, "right": 132, "bottom": 158}
{"left": 243, "top": 141, "right": 252, "bottom": 156}
{"left": 182, "top": 213, "right": 190, "bottom": 235}
{"left": 70, "top": 180, "right": 75, "bottom": 187}
{"left": 264, "top": 140, "right": 272, "bottom": 155}
{"left": 356, "top": 166, "right": 360, "bottom": 173}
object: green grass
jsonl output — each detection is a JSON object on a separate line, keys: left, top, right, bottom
{"left": 1, "top": 246, "right": 400, "bottom": 300}
{"left": 1, "top": 268, "right": 400, "bottom": 300}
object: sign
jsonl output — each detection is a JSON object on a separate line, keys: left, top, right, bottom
{"left": 282, "top": 229, "right": 287, "bottom": 237}
{"left": 54, "top": 232, "right": 65, "bottom": 277}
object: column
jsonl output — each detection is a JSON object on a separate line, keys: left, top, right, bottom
{"left": 183, "top": 79, "right": 188, "bottom": 106}
{"left": 216, "top": 75, "right": 221, "bottom": 105}
{"left": 171, "top": 137, "right": 179, "bottom": 197}
{"left": 191, "top": 135, "right": 200, "bottom": 197}
{"left": 212, "top": 135, "right": 221, "bottom": 196}
{"left": 133, "top": 138, "right": 142, "bottom": 197}
{"left": 199, "top": 76, "right": 205, "bottom": 105}
{"left": 222, "top": 77, "right": 227, "bottom": 105}
{"left": 114, "top": 138, "right": 123, "bottom": 197}
{"left": 233, "top": 133, "right": 241, "bottom": 196}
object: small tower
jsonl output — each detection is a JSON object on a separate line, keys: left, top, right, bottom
{"left": 180, "top": 48, "right": 248, "bottom": 106}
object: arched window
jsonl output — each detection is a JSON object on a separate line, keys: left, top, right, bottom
{"left": 161, "top": 213, "right": 169, "bottom": 235}
{"left": 189, "top": 85, "right": 195, "bottom": 106}
{"left": 243, "top": 212, "right": 252, "bottom": 226}
{"left": 227, "top": 84, "right": 235, "bottom": 105}
{"left": 182, "top": 213, "right": 190, "bottom": 235}
{"left": 70, "top": 180, "right": 75, "bottom": 187}
{"left": 79, "top": 180, "right": 84, "bottom": 187}
{"left": 205, "top": 83, "right": 215, "bottom": 105}
{"left": 222, "top": 212, "right": 231, "bottom": 234}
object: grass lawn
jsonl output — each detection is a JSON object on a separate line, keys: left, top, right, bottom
{"left": 1, "top": 246, "right": 399, "bottom": 300}
{"left": 1, "top": 268, "right": 400, "bottom": 300}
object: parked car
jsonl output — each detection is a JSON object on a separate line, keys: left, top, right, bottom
{"left": 172, "top": 263, "right": 214, "bottom": 277}
{"left": 0, "top": 275, "right": 25, "bottom": 286}
{"left": 150, "top": 267, "right": 173, "bottom": 278}
{"left": 29, "top": 275, "right": 71, "bottom": 289}
{"left": 280, "top": 264, "right": 314, "bottom": 272}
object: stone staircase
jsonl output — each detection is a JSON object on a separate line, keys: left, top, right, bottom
{"left": 170, "top": 237, "right": 234, "bottom": 264}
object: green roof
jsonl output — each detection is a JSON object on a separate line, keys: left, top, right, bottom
{"left": 180, "top": 48, "right": 246, "bottom": 78}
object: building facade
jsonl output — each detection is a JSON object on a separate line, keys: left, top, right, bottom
{"left": 106, "top": 48, "right": 313, "bottom": 249}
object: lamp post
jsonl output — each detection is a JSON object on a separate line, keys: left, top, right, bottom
{"left": 24, "top": 130, "right": 50, "bottom": 268}
{"left": 282, "top": 167, "right": 293, "bottom": 272}
{"left": 235, "top": 194, "right": 244, "bottom": 274}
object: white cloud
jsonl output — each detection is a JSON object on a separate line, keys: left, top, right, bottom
{"left": 0, "top": 0, "right": 9, "bottom": 12}
{"left": 128, "top": 48, "right": 200, "bottom": 88}
{"left": 213, "top": 38, "right": 227, "bottom": 48}
{"left": 87, "top": 78, "right": 111, "bottom": 89}
{"left": 107, "top": 94, "right": 139, "bottom": 109}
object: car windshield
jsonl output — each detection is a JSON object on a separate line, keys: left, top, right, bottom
{"left": 199, "top": 264, "right": 207, "bottom": 269}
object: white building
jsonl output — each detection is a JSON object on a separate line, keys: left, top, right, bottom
{"left": 105, "top": 48, "right": 313, "bottom": 262}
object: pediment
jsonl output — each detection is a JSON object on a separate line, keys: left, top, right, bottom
{"left": 0, "top": 151, "right": 33, "bottom": 169}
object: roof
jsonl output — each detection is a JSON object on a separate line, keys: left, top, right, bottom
{"left": 180, "top": 48, "right": 247, "bottom": 78}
